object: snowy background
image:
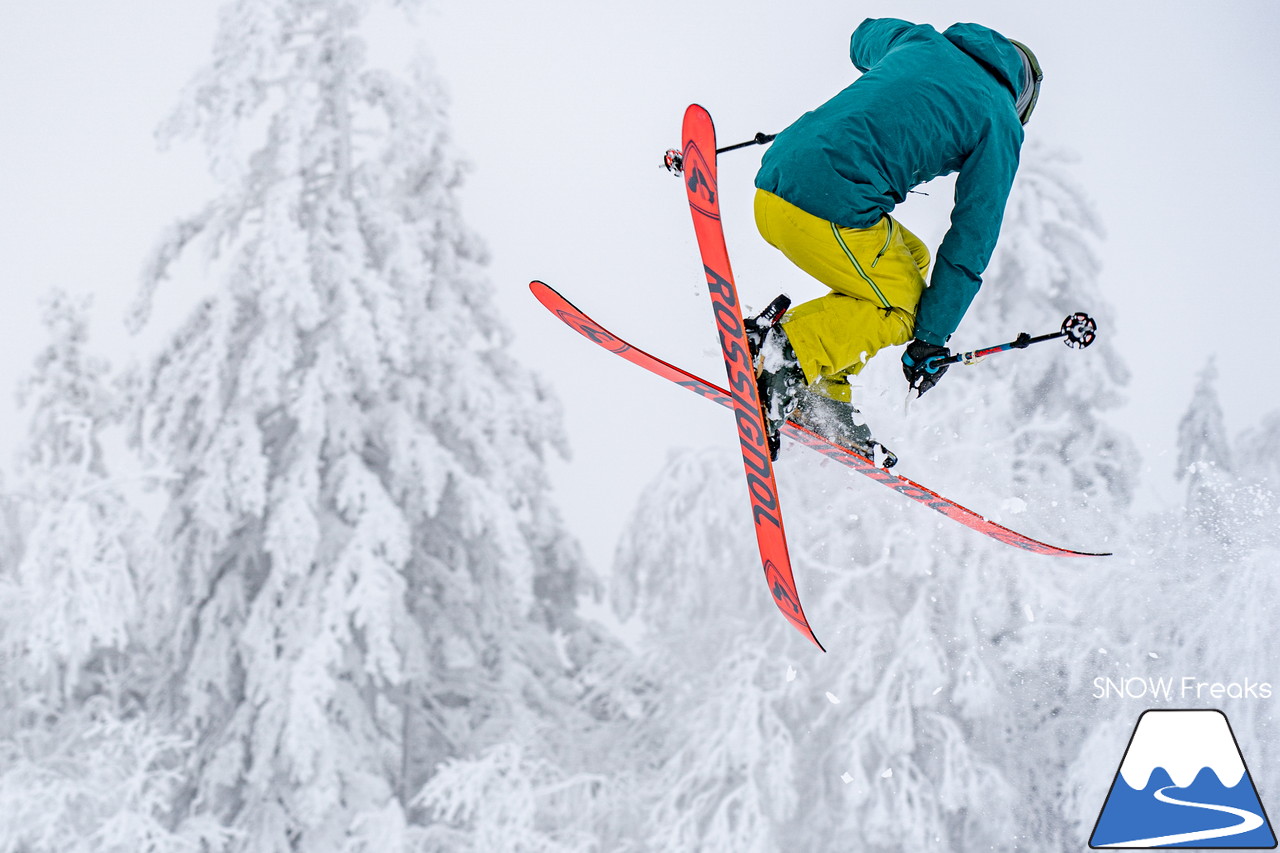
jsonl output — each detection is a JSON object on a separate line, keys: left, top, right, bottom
{"left": 1, "top": 1, "right": 1279, "bottom": 851}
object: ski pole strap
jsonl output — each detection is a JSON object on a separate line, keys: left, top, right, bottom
{"left": 903, "top": 348, "right": 948, "bottom": 374}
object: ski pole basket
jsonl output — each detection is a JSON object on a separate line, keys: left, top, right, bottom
{"left": 1061, "top": 312, "right": 1097, "bottom": 349}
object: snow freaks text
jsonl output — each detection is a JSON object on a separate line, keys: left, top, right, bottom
{"left": 1092, "top": 677, "right": 1274, "bottom": 701}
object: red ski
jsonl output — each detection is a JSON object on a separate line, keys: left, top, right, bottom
{"left": 529, "top": 279, "right": 1111, "bottom": 562}
{"left": 677, "top": 104, "right": 825, "bottom": 650}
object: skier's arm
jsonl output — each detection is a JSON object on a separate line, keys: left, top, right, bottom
{"left": 849, "top": 18, "right": 915, "bottom": 72}
{"left": 914, "top": 125, "right": 1022, "bottom": 346}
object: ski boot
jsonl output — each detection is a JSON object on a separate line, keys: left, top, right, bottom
{"left": 753, "top": 319, "right": 806, "bottom": 461}
{"left": 745, "top": 293, "right": 792, "bottom": 362}
{"left": 791, "top": 390, "right": 899, "bottom": 468}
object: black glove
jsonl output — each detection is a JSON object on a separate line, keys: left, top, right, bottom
{"left": 901, "top": 340, "right": 952, "bottom": 396}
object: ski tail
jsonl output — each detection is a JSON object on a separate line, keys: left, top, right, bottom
{"left": 682, "top": 104, "right": 825, "bottom": 651}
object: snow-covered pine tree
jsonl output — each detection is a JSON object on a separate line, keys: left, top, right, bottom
{"left": 1163, "top": 364, "right": 1278, "bottom": 713}
{"left": 607, "top": 448, "right": 803, "bottom": 852}
{"left": 1174, "top": 359, "right": 1239, "bottom": 540}
{"left": 1237, "top": 411, "right": 1280, "bottom": 498}
{"left": 4, "top": 291, "right": 137, "bottom": 698}
{"left": 128, "top": 2, "right": 599, "bottom": 848}
{"left": 0, "top": 291, "right": 201, "bottom": 852}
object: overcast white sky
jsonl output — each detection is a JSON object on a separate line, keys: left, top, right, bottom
{"left": 2, "top": 1, "right": 1279, "bottom": 570}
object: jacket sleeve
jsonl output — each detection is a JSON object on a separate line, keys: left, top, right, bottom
{"left": 914, "top": 123, "right": 1023, "bottom": 346}
{"left": 849, "top": 18, "right": 915, "bottom": 72}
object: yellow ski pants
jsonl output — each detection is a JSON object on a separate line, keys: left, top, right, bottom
{"left": 754, "top": 189, "right": 929, "bottom": 403}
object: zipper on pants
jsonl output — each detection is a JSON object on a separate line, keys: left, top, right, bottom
{"left": 871, "top": 217, "right": 894, "bottom": 268}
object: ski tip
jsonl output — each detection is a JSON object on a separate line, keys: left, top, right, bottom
{"left": 530, "top": 280, "right": 565, "bottom": 306}
{"left": 683, "top": 103, "right": 715, "bottom": 137}
{"left": 529, "top": 280, "right": 576, "bottom": 319}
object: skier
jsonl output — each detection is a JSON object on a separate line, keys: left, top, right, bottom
{"left": 750, "top": 17, "right": 1042, "bottom": 460}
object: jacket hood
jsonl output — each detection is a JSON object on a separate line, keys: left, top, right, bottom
{"left": 943, "top": 23, "right": 1026, "bottom": 97}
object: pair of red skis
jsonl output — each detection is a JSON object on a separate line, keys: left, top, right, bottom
{"left": 531, "top": 105, "right": 1108, "bottom": 651}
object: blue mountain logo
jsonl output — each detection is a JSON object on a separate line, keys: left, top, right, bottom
{"left": 1091, "top": 709, "right": 1276, "bottom": 848}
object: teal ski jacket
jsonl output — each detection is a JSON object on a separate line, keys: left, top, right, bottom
{"left": 755, "top": 18, "right": 1028, "bottom": 346}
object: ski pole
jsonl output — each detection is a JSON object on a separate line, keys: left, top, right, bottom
{"left": 714, "top": 132, "right": 776, "bottom": 155}
{"left": 662, "top": 132, "right": 776, "bottom": 173}
{"left": 942, "top": 312, "right": 1098, "bottom": 366}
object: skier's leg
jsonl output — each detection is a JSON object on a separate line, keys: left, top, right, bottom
{"left": 753, "top": 189, "right": 926, "bottom": 386}
{"left": 781, "top": 298, "right": 917, "bottom": 385}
